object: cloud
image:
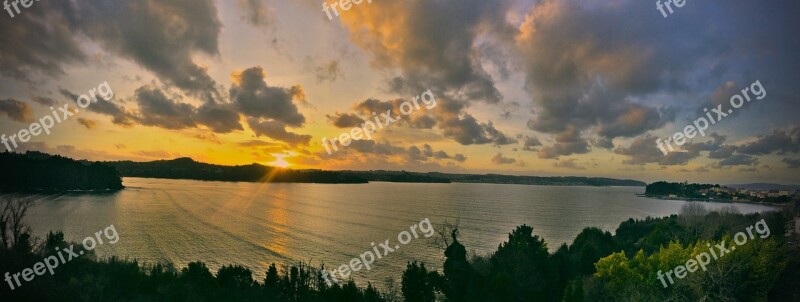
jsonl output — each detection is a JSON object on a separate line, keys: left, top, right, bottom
{"left": 76, "top": 118, "right": 97, "bottom": 129}
{"left": 515, "top": 0, "right": 748, "bottom": 155}
{"left": 736, "top": 126, "right": 800, "bottom": 155}
{"left": 336, "top": 0, "right": 518, "bottom": 146}
{"left": 79, "top": 0, "right": 223, "bottom": 101}
{"left": 338, "top": 0, "right": 511, "bottom": 104}
{"left": 57, "top": 66, "right": 307, "bottom": 140}
{"left": 238, "top": 140, "right": 283, "bottom": 147}
{"left": 230, "top": 66, "right": 307, "bottom": 127}
{"left": 31, "top": 96, "right": 57, "bottom": 107}
{"left": 0, "top": 99, "right": 33, "bottom": 122}
{"left": 0, "top": 1, "right": 86, "bottom": 81}
{"left": 59, "top": 88, "right": 135, "bottom": 126}
{"left": 325, "top": 139, "right": 466, "bottom": 166}
{"left": 614, "top": 134, "right": 700, "bottom": 166}
{"left": 236, "top": 0, "right": 275, "bottom": 26}
{"left": 326, "top": 112, "right": 365, "bottom": 128}
{"left": 714, "top": 154, "right": 758, "bottom": 167}
{"left": 349, "top": 97, "right": 515, "bottom": 145}
{"left": 521, "top": 135, "right": 541, "bottom": 151}
{"left": 440, "top": 114, "right": 516, "bottom": 146}
{"left": 194, "top": 102, "right": 244, "bottom": 133}
{"left": 133, "top": 87, "right": 197, "bottom": 129}
{"left": 537, "top": 127, "right": 590, "bottom": 159}
{"left": 352, "top": 98, "right": 438, "bottom": 130}
{"left": 491, "top": 153, "right": 516, "bottom": 165}
{"left": 247, "top": 118, "right": 311, "bottom": 146}
{"left": 553, "top": 158, "right": 585, "bottom": 170}
{"left": 783, "top": 158, "right": 800, "bottom": 169}
{"left": 315, "top": 60, "right": 344, "bottom": 83}
{"left": 0, "top": 0, "right": 222, "bottom": 101}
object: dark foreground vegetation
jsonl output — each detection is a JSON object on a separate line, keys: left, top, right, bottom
{"left": 0, "top": 152, "right": 122, "bottom": 192}
{"left": 2, "top": 195, "right": 797, "bottom": 301}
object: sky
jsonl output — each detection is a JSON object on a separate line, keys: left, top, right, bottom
{"left": 0, "top": 0, "right": 798, "bottom": 184}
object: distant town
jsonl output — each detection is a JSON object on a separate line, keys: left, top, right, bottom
{"left": 645, "top": 181, "right": 799, "bottom": 205}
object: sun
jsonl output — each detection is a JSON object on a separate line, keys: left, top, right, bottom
{"left": 268, "top": 153, "right": 291, "bottom": 168}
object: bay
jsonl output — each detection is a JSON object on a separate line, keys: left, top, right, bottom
{"left": 22, "top": 177, "right": 776, "bottom": 286}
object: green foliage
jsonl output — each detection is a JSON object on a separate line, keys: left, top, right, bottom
{"left": 0, "top": 151, "right": 123, "bottom": 192}
{"left": 645, "top": 181, "right": 716, "bottom": 198}
{"left": 401, "top": 261, "right": 438, "bottom": 302}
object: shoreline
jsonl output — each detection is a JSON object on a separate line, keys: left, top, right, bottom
{"left": 638, "top": 194, "right": 790, "bottom": 208}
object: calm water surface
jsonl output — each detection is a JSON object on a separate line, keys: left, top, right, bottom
{"left": 23, "top": 178, "right": 776, "bottom": 286}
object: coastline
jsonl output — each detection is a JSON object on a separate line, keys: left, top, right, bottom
{"left": 638, "top": 193, "right": 790, "bottom": 208}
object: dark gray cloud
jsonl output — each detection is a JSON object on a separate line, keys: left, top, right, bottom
{"left": 0, "top": 0, "right": 222, "bottom": 101}
{"left": 0, "top": 1, "right": 85, "bottom": 81}
{"left": 783, "top": 158, "right": 800, "bottom": 169}
{"left": 78, "top": 0, "right": 222, "bottom": 101}
{"left": 337, "top": 0, "right": 518, "bottom": 147}
{"left": 59, "top": 66, "right": 307, "bottom": 143}
{"left": 230, "top": 66, "right": 306, "bottom": 127}
{"left": 520, "top": 135, "right": 541, "bottom": 151}
{"left": 491, "top": 153, "right": 516, "bottom": 165}
{"left": 714, "top": 154, "right": 758, "bottom": 167}
{"left": 326, "top": 112, "right": 365, "bottom": 128}
{"left": 335, "top": 140, "right": 466, "bottom": 164}
{"left": 351, "top": 97, "right": 441, "bottom": 130}
{"left": 439, "top": 114, "right": 516, "bottom": 146}
{"left": 59, "top": 88, "right": 134, "bottom": 126}
{"left": 538, "top": 127, "right": 590, "bottom": 159}
{"left": 614, "top": 134, "right": 701, "bottom": 166}
{"left": 0, "top": 99, "right": 33, "bottom": 122}
{"left": 736, "top": 126, "right": 800, "bottom": 155}
{"left": 347, "top": 140, "right": 405, "bottom": 156}
{"left": 31, "top": 96, "right": 57, "bottom": 107}
{"left": 194, "top": 102, "right": 244, "bottom": 133}
{"left": 76, "top": 118, "right": 97, "bottom": 129}
{"left": 133, "top": 87, "right": 197, "bottom": 130}
{"left": 340, "top": 0, "right": 512, "bottom": 104}
{"left": 515, "top": 0, "right": 745, "bottom": 155}
{"left": 329, "top": 91, "right": 503, "bottom": 147}
{"left": 708, "top": 145, "right": 737, "bottom": 159}
{"left": 247, "top": 118, "right": 311, "bottom": 146}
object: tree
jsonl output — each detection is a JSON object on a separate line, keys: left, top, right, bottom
{"left": 0, "top": 196, "right": 34, "bottom": 250}
{"left": 402, "top": 261, "right": 437, "bottom": 302}
{"left": 442, "top": 228, "right": 484, "bottom": 301}
{"left": 489, "top": 224, "right": 554, "bottom": 301}
{"left": 217, "top": 265, "right": 255, "bottom": 289}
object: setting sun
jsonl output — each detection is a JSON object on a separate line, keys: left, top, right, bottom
{"left": 268, "top": 154, "right": 291, "bottom": 168}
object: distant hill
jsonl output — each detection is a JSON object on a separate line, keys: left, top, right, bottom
{"left": 103, "top": 158, "right": 646, "bottom": 186}
{"left": 0, "top": 151, "right": 123, "bottom": 192}
{"left": 103, "top": 158, "right": 369, "bottom": 184}
{"left": 428, "top": 172, "right": 646, "bottom": 186}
